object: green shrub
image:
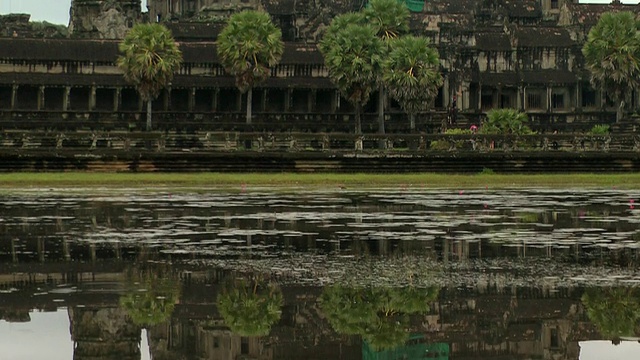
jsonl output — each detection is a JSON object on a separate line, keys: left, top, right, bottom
{"left": 430, "top": 140, "right": 450, "bottom": 150}
{"left": 430, "top": 128, "right": 472, "bottom": 150}
{"left": 481, "top": 109, "right": 534, "bottom": 135}
{"left": 589, "top": 124, "right": 610, "bottom": 135}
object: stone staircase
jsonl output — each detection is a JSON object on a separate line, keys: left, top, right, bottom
{"left": 608, "top": 118, "right": 639, "bottom": 151}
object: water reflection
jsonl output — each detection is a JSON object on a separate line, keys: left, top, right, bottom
{"left": 1, "top": 264, "right": 639, "bottom": 359}
{"left": 319, "top": 285, "right": 439, "bottom": 350}
{"left": 582, "top": 288, "right": 640, "bottom": 342}
{"left": 0, "top": 188, "right": 639, "bottom": 359}
{"left": 216, "top": 275, "right": 283, "bottom": 337}
{"left": 120, "top": 264, "right": 181, "bottom": 327}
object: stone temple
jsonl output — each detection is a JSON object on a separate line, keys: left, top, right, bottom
{"left": 0, "top": 0, "right": 638, "bottom": 133}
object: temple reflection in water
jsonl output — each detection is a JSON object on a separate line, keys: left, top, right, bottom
{"left": 1, "top": 189, "right": 639, "bottom": 359}
{"left": 1, "top": 258, "right": 638, "bottom": 359}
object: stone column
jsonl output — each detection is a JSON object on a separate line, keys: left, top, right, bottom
{"left": 575, "top": 81, "right": 581, "bottom": 111}
{"left": 89, "top": 85, "right": 97, "bottom": 111}
{"left": 477, "top": 83, "right": 482, "bottom": 111}
{"left": 308, "top": 89, "right": 317, "bottom": 112}
{"left": 331, "top": 90, "right": 338, "bottom": 113}
{"left": 11, "top": 84, "right": 18, "bottom": 110}
{"left": 63, "top": 86, "right": 71, "bottom": 112}
{"left": 443, "top": 74, "right": 450, "bottom": 107}
{"left": 261, "top": 89, "right": 267, "bottom": 112}
{"left": 284, "top": 89, "right": 292, "bottom": 112}
{"left": 212, "top": 88, "right": 219, "bottom": 112}
{"left": 546, "top": 85, "right": 552, "bottom": 112}
{"left": 188, "top": 87, "right": 196, "bottom": 112}
{"left": 517, "top": 85, "right": 523, "bottom": 110}
{"left": 462, "top": 83, "right": 470, "bottom": 111}
{"left": 37, "top": 85, "right": 45, "bottom": 110}
{"left": 114, "top": 87, "right": 121, "bottom": 111}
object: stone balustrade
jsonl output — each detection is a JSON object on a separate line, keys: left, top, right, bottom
{"left": 1, "top": 130, "right": 636, "bottom": 154}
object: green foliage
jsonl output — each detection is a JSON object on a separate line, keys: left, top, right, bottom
{"left": 364, "top": 0, "right": 410, "bottom": 41}
{"left": 582, "top": 12, "right": 640, "bottom": 111}
{"left": 479, "top": 167, "right": 495, "bottom": 175}
{"left": 319, "top": 12, "right": 366, "bottom": 46}
{"left": 430, "top": 128, "right": 471, "bottom": 150}
{"left": 216, "top": 10, "right": 284, "bottom": 93}
{"left": 319, "top": 18, "right": 383, "bottom": 133}
{"left": 119, "top": 266, "right": 181, "bottom": 327}
{"left": 589, "top": 124, "right": 610, "bottom": 135}
{"left": 29, "top": 21, "right": 68, "bottom": 38}
{"left": 116, "top": 23, "right": 183, "bottom": 102}
{"left": 582, "top": 287, "right": 640, "bottom": 340}
{"left": 382, "top": 35, "right": 443, "bottom": 116}
{"left": 481, "top": 109, "right": 533, "bottom": 135}
{"left": 319, "top": 21, "right": 383, "bottom": 107}
{"left": 217, "top": 276, "right": 284, "bottom": 336}
{"left": 319, "top": 285, "right": 439, "bottom": 351}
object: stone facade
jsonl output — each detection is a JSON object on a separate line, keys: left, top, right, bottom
{"left": 69, "top": 0, "right": 142, "bottom": 39}
{"left": 1, "top": 0, "right": 639, "bottom": 132}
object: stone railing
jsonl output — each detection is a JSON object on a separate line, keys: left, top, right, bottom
{"left": 1, "top": 131, "right": 638, "bottom": 153}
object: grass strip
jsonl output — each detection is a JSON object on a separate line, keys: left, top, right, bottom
{"left": 0, "top": 172, "right": 639, "bottom": 189}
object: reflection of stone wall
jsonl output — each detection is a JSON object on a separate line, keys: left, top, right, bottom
{"left": 68, "top": 306, "right": 141, "bottom": 360}
{"left": 0, "top": 309, "right": 30, "bottom": 322}
{"left": 69, "top": 0, "right": 142, "bottom": 39}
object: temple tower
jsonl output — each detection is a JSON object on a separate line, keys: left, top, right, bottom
{"left": 69, "top": 0, "right": 142, "bottom": 39}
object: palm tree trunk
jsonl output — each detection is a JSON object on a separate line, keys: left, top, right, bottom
{"left": 378, "top": 85, "right": 386, "bottom": 149}
{"left": 355, "top": 103, "right": 362, "bottom": 135}
{"left": 246, "top": 88, "right": 253, "bottom": 125}
{"left": 377, "top": 86, "right": 385, "bottom": 133}
{"left": 146, "top": 100, "right": 152, "bottom": 131}
{"left": 617, "top": 100, "right": 625, "bottom": 123}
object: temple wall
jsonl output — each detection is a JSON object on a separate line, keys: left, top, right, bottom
{"left": 0, "top": 0, "right": 637, "bottom": 130}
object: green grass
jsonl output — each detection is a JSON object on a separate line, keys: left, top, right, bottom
{"left": 0, "top": 172, "right": 639, "bottom": 190}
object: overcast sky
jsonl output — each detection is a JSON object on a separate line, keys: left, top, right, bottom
{"left": 0, "top": 0, "right": 638, "bottom": 25}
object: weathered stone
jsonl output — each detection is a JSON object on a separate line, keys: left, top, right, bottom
{"left": 69, "top": 0, "right": 141, "bottom": 39}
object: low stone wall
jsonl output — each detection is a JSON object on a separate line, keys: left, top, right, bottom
{"left": 1, "top": 131, "right": 639, "bottom": 173}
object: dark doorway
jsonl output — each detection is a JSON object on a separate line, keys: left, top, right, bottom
{"left": 16, "top": 85, "right": 39, "bottom": 110}
{"left": 121, "top": 88, "right": 140, "bottom": 111}
{"left": 194, "top": 89, "right": 213, "bottom": 112}
{"left": 69, "top": 87, "right": 90, "bottom": 111}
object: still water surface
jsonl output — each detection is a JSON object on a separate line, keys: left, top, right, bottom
{"left": 1, "top": 187, "right": 639, "bottom": 359}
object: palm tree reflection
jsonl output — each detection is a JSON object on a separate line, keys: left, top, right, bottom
{"left": 319, "top": 285, "right": 439, "bottom": 351}
{"left": 582, "top": 287, "right": 640, "bottom": 343}
{"left": 216, "top": 276, "right": 284, "bottom": 337}
{"left": 119, "top": 265, "right": 181, "bottom": 327}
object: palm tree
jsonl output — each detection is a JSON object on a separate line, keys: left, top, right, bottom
{"left": 216, "top": 10, "right": 284, "bottom": 124}
{"left": 117, "top": 23, "right": 183, "bottom": 131}
{"left": 364, "top": 0, "right": 410, "bottom": 137}
{"left": 582, "top": 11, "right": 640, "bottom": 122}
{"left": 383, "top": 35, "right": 443, "bottom": 131}
{"left": 217, "top": 277, "right": 284, "bottom": 336}
{"left": 319, "top": 18, "right": 384, "bottom": 134}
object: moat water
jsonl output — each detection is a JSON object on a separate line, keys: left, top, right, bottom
{"left": 1, "top": 187, "right": 640, "bottom": 359}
